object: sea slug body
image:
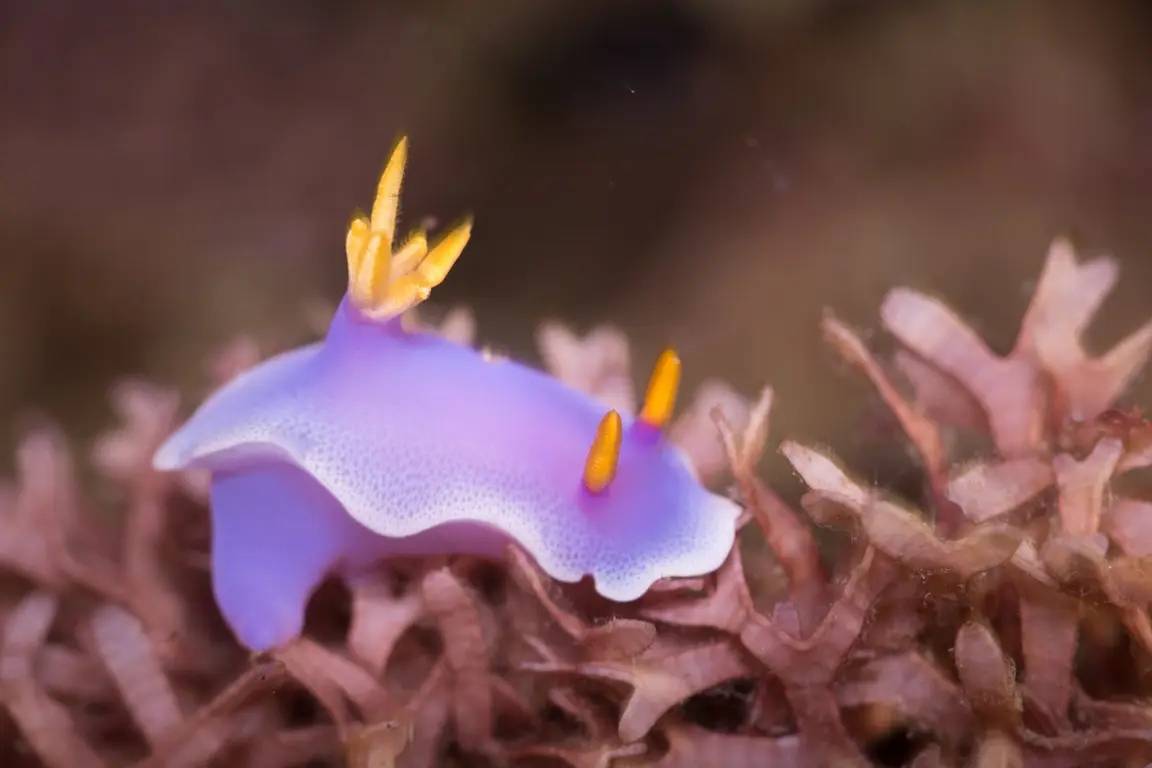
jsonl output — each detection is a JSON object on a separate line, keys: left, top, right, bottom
{"left": 154, "top": 140, "right": 740, "bottom": 651}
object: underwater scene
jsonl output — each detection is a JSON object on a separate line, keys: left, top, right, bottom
{"left": 4, "top": 2, "right": 1152, "bottom": 766}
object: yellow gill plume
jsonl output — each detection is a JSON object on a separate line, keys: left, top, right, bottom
{"left": 639, "top": 348, "right": 681, "bottom": 428}
{"left": 418, "top": 220, "right": 472, "bottom": 285}
{"left": 370, "top": 135, "right": 407, "bottom": 242}
{"left": 583, "top": 410, "right": 623, "bottom": 493}
{"left": 392, "top": 230, "right": 428, "bottom": 275}
{"left": 345, "top": 137, "right": 473, "bottom": 319}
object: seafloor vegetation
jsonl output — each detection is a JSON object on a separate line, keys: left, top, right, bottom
{"left": 3, "top": 241, "right": 1152, "bottom": 767}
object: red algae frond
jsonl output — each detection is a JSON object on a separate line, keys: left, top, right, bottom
{"left": 4, "top": 239, "right": 1152, "bottom": 766}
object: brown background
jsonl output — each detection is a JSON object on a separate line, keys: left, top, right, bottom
{"left": 2, "top": 0, "right": 1151, "bottom": 482}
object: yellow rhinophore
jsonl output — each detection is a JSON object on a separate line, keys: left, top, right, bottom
{"left": 346, "top": 138, "right": 473, "bottom": 319}
{"left": 583, "top": 410, "right": 623, "bottom": 493}
{"left": 639, "top": 348, "right": 681, "bottom": 428}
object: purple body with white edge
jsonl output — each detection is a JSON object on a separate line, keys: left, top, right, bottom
{"left": 153, "top": 141, "right": 739, "bottom": 651}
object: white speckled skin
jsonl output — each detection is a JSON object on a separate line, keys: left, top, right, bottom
{"left": 155, "top": 298, "right": 739, "bottom": 650}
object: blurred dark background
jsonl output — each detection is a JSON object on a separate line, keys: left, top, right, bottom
{"left": 3, "top": 0, "right": 1152, "bottom": 480}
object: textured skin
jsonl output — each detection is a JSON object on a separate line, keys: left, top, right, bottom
{"left": 211, "top": 463, "right": 508, "bottom": 649}
{"left": 156, "top": 297, "right": 738, "bottom": 650}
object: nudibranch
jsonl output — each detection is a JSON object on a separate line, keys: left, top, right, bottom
{"left": 154, "top": 140, "right": 739, "bottom": 651}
